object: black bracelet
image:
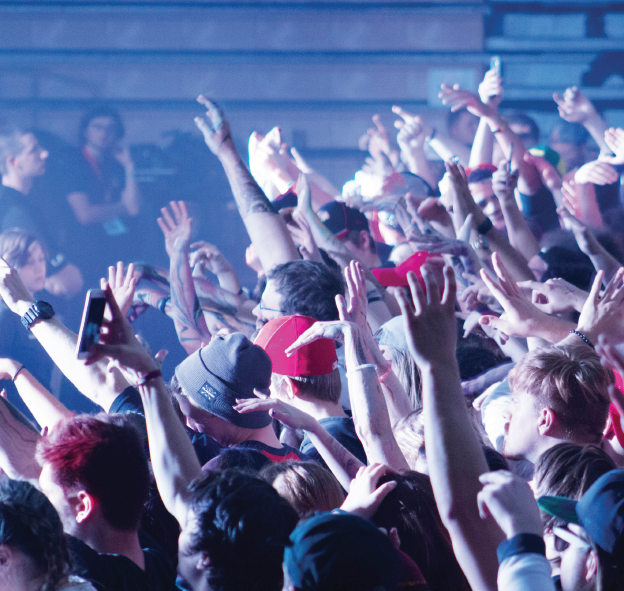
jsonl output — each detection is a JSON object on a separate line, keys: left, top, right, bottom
{"left": 12, "top": 365, "right": 25, "bottom": 382}
{"left": 136, "top": 369, "right": 163, "bottom": 387}
{"left": 426, "top": 128, "right": 436, "bottom": 142}
{"left": 570, "top": 330, "right": 594, "bottom": 350}
{"left": 476, "top": 217, "right": 494, "bottom": 235}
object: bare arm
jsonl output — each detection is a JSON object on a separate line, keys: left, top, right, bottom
{"left": 195, "top": 96, "right": 299, "bottom": 272}
{"left": 85, "top": 285, "right": 202, "bottom": 527}
{"left": 493, "top": 162, "right": 540, "bottom": 262}
{"left": 157, "top": 201, "right": 210, "bottom": 355}
{"left": 469, "top": 69, "right": 503, "bottom": 168}
{"left": 0, "top": 359, "right": 72, "bottom": 431}
{"left": 397, "top": 265, "right": 503, "bottom": 591}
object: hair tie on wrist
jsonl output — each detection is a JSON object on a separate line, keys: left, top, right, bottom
{"left": 569, "top": 330, "right": 594, "bottom": 350}
{"left": 136, "top": 369, "right": 162, "bottom": 387}
{"left": 12, "top": 365, "right": 25, "bottom": 382}
{"left": 377, "top": 363, "right": 393, "bottom": 383}
{"left": 426, "top": 128, "right": 436, "bottom": 142}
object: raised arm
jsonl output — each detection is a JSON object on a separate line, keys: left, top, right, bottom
{"left": 492, "top": 160, "right": 540, "bottom": 262}
{"left": 286, "top": 314, "right": 409, "bottom": 472}
{"left": 85, "top": 285, "right": 202, "bottom": 527}
{"left": 194, "top": 96, "right": 299, "bottom": 272}
{"left": 468, "top": 68, "right": 503, "bottom": 168}
{"left": 0, "top": 258, "right": 128, "bottom": 412}
{"left": 0, "top": 358, "right": 72, "bottom": 431}
{"left": 396, "top": 265, "right": 503, "bottom": 591}
{"left": 157, "top": 201, "right": 210, "bottom": 355}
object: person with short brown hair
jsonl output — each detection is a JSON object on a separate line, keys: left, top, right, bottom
{"left": 503, "top": 344, "right": 612, "bottom": 463}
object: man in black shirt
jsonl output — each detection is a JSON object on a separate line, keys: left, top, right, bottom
{"left": 0, "top": 129, "right": 83, "bottom": 296}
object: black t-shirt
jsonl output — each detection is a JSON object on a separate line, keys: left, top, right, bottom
{"left": 110, "top": 387, "right": 222, "bottom": 466}
{"left": 236, "top": 440, "right": 309, "bottom": 462}
{"left": 68, "top": 533, "right": 177, "bottom": 591}
{"left": 300, "top": 416, "right": 367, "bottom": 465}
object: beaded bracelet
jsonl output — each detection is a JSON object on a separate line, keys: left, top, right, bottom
{"left": 569, "top": 330, "right": 594, "bottom": 350}
{"left": 136, "top": 369, "right": 163, "bottom": 387}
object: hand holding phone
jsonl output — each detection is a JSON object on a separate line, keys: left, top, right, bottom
{"left": 76, "top": 289, "right": 107, "bottom": 360}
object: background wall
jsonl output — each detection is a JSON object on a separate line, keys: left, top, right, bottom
{"left": 2, "top": 0, "right": 624, "bottom": 285}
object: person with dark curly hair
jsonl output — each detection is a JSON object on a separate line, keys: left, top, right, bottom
{"left": 0, "top": 475, "right": 96, "bottom": 591}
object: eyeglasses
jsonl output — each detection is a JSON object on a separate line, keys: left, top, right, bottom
{"left": 258, "top": 299, "right": 286, "bottom": 314}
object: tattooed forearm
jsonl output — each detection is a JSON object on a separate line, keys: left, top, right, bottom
{"left": 224, "top": 158, "right": 278, "bottom": 219}
{"left": 169, "top": 251, "right": 211, "bottom": 354}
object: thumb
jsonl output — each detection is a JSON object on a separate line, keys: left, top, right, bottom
{"left": 479, "top": 315, "right": 509, "bottom": 333}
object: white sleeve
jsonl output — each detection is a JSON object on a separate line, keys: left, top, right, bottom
{"left": 498, "top": 553, "right": 556, "bottom": 591}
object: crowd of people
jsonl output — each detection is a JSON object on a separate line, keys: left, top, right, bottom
{"left": 0, "top": 63, "right": 623, "bottom": 591}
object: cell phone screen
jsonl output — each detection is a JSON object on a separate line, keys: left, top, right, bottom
{"left": 76, "top": 290, "right": 107, "bottom": 359}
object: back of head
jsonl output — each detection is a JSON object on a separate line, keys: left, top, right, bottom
{"left": 0, "top": 476, "right": 71, "bottom": 591}
{"left": 284, "top": 511, "right": 400, "bottom": 591}
{"left": 550, "top": 121, "right": 589, "bottom": 146}
{"left": 268, "top": 260, "right": 344, "bottom": 321}
{"left": 534, "top": 443, "right": 616, "bottom": 530}
{"left": 0, "top": 228, "right": 46, "bottom": 269}
{"left": 203, "top": 448, "right": 272, "bottom": 473}
{"left": 509, "top": 344, "right": 612, "bottom": 444}
{"left": 260, "top": 461, "right": 345, "bottom": 519}
{"left": 36, "top": 412, "right": 150, "bottom": 531}
{"left": 372, "top": 471, "right": 470, "bottom": 591}
{"left": 188, "top": 469, "right": 298, "bottom": 591}
{"left": 0, "top": 129, "right": 24, "bottom": 176}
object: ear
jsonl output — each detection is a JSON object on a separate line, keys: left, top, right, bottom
{"left": 196, "top": 552, "right": 210, "bottom": 571}
{"left": 0, "top": 545, "right": 12, "bottom": 568}
{"left": 537, "top": 407, "right": 556, "bottom": 436}
{"left": 283, "top": 377, "right": 299, "bottom": 400}
{"left": 585, "top": 548, "right": 598, "bottom": 583}
{"left": 75, "top": 490, "right": 97, "bottom": 524}
{"left": 360, "top": 230, "right": 371, "bottom": 250}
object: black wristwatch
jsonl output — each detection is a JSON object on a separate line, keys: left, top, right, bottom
{"left": 21, "top": 301, "right": 55, "bottom": 331}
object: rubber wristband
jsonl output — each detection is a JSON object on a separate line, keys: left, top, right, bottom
{"left": 136, "top": 369, "right": 162, "bottom": 387}
{"left": 477, "top": 217, "right": 494, "bottom": 235}
{"left": 377, "top": 361, "right": 393, "bottom": 383}
{"left": 569, "top": 330, "right": 594, "bottom": 350}
{"left": 12, "top": 365, "right": 25, "bottom": 382}
{"left": 346, "top": 363, "right": 376, "bottom": 377}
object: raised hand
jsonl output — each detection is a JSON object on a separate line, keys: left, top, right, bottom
{"left": 557, "top": 201, "right": 602, "bottom": 256}
{"left": 478, "top": 68, "right": 503, "bottom": 108}
{"left": 113, "top": 144, "right": 135, "bottom": 171}
{"left": 366, "top": 114, "right": 393, "bottom": 161}
{"left": 101, "top": 261, "right": 136, "bottom": 319}
{"left": 553, "top": 87, "right": 598, "bottom": 125}
{"left": 477, "top": 471, "right": 543, "bottom": 539}
{"left": 234, "top": 396, "right": 317, "bottom": 432}
{"left": 0, "top": 257, "right": 35, "bottom": 316}
{"left": 84, "top": 283, "right": 158, "bottom": 377}
{"left": 288, "top": 211, "right": 323, "bottom": 263}
{"left": 340, "top": 463, "right": 397, "bottom": 517}
{"left": 157, "top": 201, "right": 193, "bottom": 258}
{"left": 492, "top": 160, "right": 519, "bottom": 204}
{"left": 439, "top": 83, "right": 494, "bottom": 118}
{"left": 189, "top": 241, "right": 234, "bottom": 276}
{"left": 523, "top": 152, "right": 562, "bottom": 192}
{"left": 479, "top": 252, "right": 555, "bottom": 339}
{"left": 602, "top": 127, "right": 624, "bottom": 165}
{"left": 285, "top": 318, "right": 359, "bottom": 356}
{"left": 517, "top": 277, "right": 587, "bottom": 315}
{"left": 194, "top": 95, "right": 233, "bottom": 156}
{"left": 396, "top": 264, "right": 457, "bottom": 367}
{"left": 392, "top": 105, "right": 432, "bottom": 152}
{"left": 575, "top": 160, "right": 619, "bottom": 186}
{"left": 341, "top": 261, "right": 368, "bottom": 331}
{"left": 576, "top": 267, "right": 624, "bottom": 343}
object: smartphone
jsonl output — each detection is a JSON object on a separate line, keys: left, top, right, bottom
{"left": 76, "top": 289, "right": 107, "bottom": 360}
{"left": 490, "top": 56, "right": 502, "bottom": 78}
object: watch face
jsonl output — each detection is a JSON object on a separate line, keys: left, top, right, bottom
{"left": 34, "top": 301, "right": 54, "bottom": 319}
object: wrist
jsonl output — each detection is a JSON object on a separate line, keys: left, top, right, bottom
{"left": 15, "top": 298, "right": 36, "bottom": 317}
